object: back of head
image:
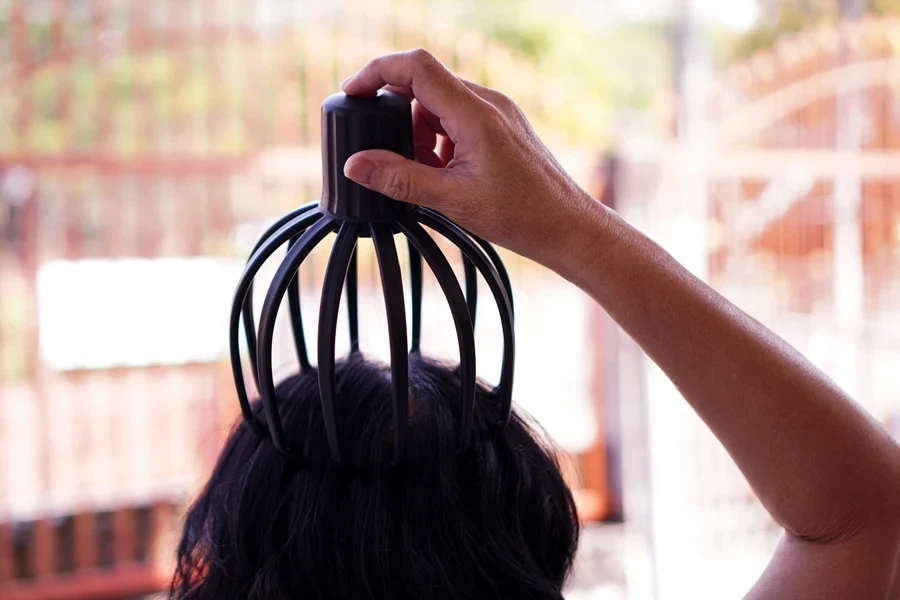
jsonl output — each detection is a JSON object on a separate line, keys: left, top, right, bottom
{"left": 172, "top": 354, "right": 579, "bottom": 600}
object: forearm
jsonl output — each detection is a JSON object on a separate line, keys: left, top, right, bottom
{"left": 337, "top": 48, "right": 900, "bottom": 594}
{"left": 557, "top": 198, "right": 900, "bottom": 541}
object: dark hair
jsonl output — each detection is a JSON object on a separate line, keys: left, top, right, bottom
{"left": 171, "top": 354, "right": 579, "bottom": 600}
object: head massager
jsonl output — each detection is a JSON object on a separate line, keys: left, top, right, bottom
{"left": 230, "top": 90, "right": 515, "bottom": 466}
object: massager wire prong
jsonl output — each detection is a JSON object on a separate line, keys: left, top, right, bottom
{"left": 256, "top": 216, "right": 337, "bottom": 457}
{"left": 468, "top": 232, "right": 514, "bottom": 321}
{"left": 241, "top": 202, "right": 319, "bottom": 388}
{"left": 407, "top": 240, "right": 423, "bottom": 354}
{"left": 230, "top": 207, "right": 323, "bottom": 436}
{"left": 346, "top": 247, "right": 360, "bottom": 354}
{"left": 372, "top": 223, "right": 410, "bottom": 465}
{"left": 400, "top": 219, "right": 477, "bottom": 449}
{"left": 316, "top": 222, "right": 361, "bottom": 464}
{"left": 418, "top": 208, "right": 516, "bottom": 428}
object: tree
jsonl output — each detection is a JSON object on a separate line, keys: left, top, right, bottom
{"left": 734, "top": 0, "right": 900, "bottom": 58}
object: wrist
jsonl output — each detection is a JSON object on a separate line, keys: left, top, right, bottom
{"left": 541, "top": 192, "right": 621, "bottom": 289}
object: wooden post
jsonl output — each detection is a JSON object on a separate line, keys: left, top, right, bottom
{"left": 31, "top": 519, "right": 56, "bottom": 578}
{"left": 0, "top": 522, "right": 14, "bottom": 583}
{"left": 150, "top": 502, "right": 176, "bottom": 575}
{"left": 72, "top": 512, "right": 97, "bottom": 572}
{"left": 114, "top": 507, "right": 137, "bottom": 565}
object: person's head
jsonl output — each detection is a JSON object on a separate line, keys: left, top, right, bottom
{"left": 171, "top": 354, "right": 579, "bottom": 600}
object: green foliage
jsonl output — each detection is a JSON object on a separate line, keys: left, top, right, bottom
{"left": 870, "top": 0, "right": 900, "bottom": 13}
{"left": 443, "top": 0, "right": 669, "bottom": 144}
{"left": 733, "top": 0, "right": 900, "bottom": 59}
{"left": 8, "top": 47, "right": 266, "bottom": 156}
{"left": 72, "top": 60, "right": 98, "bottom": 150}
{"left": 475, "top": 6, "right": 554, "bottom": 61}
{"left": 0, "top": 285, "right": 35, "bottom": 381}
{"left": 2, "top": 0, "right": 672, "bottom": 152}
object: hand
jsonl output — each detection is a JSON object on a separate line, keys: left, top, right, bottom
{"left": 340, "top": 49, "right": 603, "bottom": 272}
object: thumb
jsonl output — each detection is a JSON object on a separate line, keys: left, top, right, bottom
{"left": 343, "top": 149, "right": 453, "bottom": 208}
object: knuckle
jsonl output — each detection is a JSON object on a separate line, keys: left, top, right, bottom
{"left": 497, "top": 93, "right": 527, "bottom": 121}
{"left": 494, "top": 91, "right": 515, "bottom": 109}
{"left": 477, "top": 104, "right": 506, "bottom": 131}
{"left": 362, "top": 55, "right": 382, "bottom": 71}
{"left": 408, "top": 48, "right": 439, "bottom": 70}
{"left": 383, "top": 170, "right": 415, "bottom": 201}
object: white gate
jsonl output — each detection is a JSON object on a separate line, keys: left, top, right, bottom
{"left": 614, "top": 18, "right": 900, "bottom": 600}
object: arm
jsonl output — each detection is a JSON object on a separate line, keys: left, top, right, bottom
{"left": 569, "top": 206, "right": 900, "bottom": 599}
{"left": 340, "top": 49, "right": 900, "bottom": 598}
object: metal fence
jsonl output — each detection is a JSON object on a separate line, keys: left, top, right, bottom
{"left": 614, "top": 17, "right": 900, "bottom": 600}
{"left": 0, "top": 1, "right": 609, "bottom": 597}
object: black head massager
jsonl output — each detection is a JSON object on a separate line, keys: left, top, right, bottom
{"left": 230, "top": 90, "right": 515, "bottom": 466}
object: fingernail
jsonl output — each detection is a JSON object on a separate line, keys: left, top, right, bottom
{"left": 344, "top": 157, "right": 376, "bottom": 185}
{"left": 340, "top": 74, "right": 356, "bottom": 89}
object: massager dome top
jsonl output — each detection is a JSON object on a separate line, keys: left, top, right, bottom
{"left": 230, "top": 90, "right": 515, "bottom": 466}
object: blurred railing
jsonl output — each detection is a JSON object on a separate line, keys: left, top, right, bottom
{"left": 0, "top": 502, "right": 178, "bottom": 600}
{"left": 614, "top": 17, "right": 900, "bottom": 600}
{"left": 0, "top": 1, "right": 610, "bottom": 597}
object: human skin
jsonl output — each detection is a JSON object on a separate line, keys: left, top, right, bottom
{"left": 340, "top": 49, "right": 900, "bottom": 599}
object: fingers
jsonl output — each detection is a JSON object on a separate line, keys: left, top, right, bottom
{"left": 341, "top": 49, "right": 481, "bottom": 124}
{"left": 413, "top": 99, "right": 447, "bottom": 137}
{"left": 343, "top": 149, "right": 457, "bottom": 209}
{"left": 413, "top": 99, "right": 452, "bottom": 167}
{"left": 459, "top": 79, "right": 502, "bottom": 103}
{"left": 459, "top": 78, "right": 519, "bottom": 113}
{"left": 415, "top": 147, "right": 444, "bottom": 169}
{"left": 437, "top": 135, "right": 455, "bottom": 166}
{"left": 383, "top": 84, "right": 413, "bottom": 99}
{"left": 412, "top": 100, "right": 439, "bottom": 152}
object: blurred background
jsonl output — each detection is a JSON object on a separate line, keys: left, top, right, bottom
{"left": 2, "top": 0, "right": 900, "bottom": 598}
